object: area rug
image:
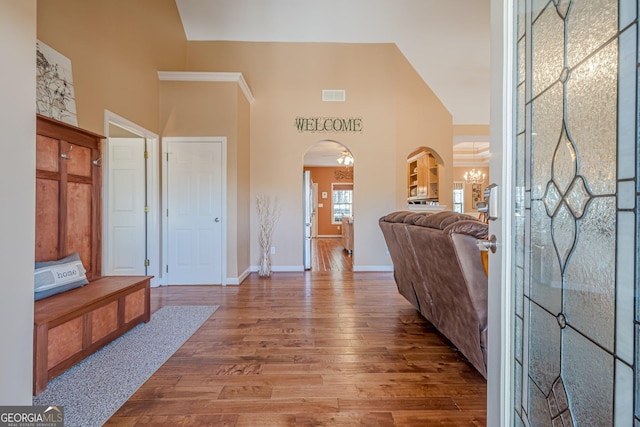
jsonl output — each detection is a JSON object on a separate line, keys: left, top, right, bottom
{"left": 33, "top": 305, "right": 218, "bottom": 427}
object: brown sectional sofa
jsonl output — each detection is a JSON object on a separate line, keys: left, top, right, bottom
{"left": 379, "top": 210, "right": 489, "bottom": 378}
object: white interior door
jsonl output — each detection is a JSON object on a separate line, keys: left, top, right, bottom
{"left": 165, "top": 140, "right": 223, "bottom": 285}
{"left": 106, "top": 137, "right": 146, "bottom": 275}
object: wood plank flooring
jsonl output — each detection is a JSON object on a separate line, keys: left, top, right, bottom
{"left": 312, "top": 238, "right": 352, "bottom": 272}
{"left": 106, "top": 272, "right": 486, "bottom": 426}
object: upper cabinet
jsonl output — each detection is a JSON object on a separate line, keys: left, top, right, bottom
{"left": 407, "top": 148, "right": 439, "bottom": 203}
{"left": 35, "top": 115, "right": 104, "bottom": 280}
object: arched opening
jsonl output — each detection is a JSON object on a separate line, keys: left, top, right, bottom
{"left": 302, "top": 140, "right": 354, "bottom": 272}
{"left": 406, "top": 146, "right": 444, "bottom": 210}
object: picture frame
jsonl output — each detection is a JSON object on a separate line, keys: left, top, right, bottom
{"left": 36, "top": 40, "right": 78, "bottom": 126}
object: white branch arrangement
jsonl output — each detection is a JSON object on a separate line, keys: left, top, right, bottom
{"left": 256, "top": 193, "right": 280, "bottom": 276}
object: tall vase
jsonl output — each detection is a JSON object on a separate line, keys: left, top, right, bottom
{"left": 258, "top": 249, "right": 271, "bottom": 277}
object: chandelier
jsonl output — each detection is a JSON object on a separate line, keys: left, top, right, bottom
{"left": 463, "top": 142, "right": 485, "bottom": 185}
{"left": 337, "top": 150, "right": 354, "bottom": 166}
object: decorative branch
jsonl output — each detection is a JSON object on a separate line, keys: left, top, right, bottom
{"left": 256, "top": 194, "right": 280, "bottom": 276}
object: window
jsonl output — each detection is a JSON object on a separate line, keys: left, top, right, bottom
{"left": 332, "top": 183, "right": 353, "bottom": 223}
{"left": 453, "top": 182, "right": 464, "bottom": 213}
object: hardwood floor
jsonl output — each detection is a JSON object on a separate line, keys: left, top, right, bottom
{"left": 312, "top": 237, "right": 352, "bottom": 272}
{"left": 106, "top": 272, "right": 486, "bottom": 426}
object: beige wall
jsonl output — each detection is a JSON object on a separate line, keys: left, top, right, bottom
{"left": 0, "top": 0, "right": 36, "bottom": 404}
{"left": 453, "top": 167, "right": 490, "bottom": 214}
{"left": 186, "top": 41, "right": 452, "bottom": 269}
{"left": 304, "top": 167, "right": 354, "bottom": 236}
{"left": 453, "top": 124, "right": 490, "bottom": 136}
{"left": 236, "top": 87, "right": 251, "bottom": 276}
{"left": 159, "top": 81, "right": 251, "bottom": 280}
{"left": 395, "top": 49, "right": 454, "bottom": 211}
{"left": 37, "top": 0, "right": 186, "bottom": 134}
{"left": 36, "top": 5, "right": 456, "bottom": 272}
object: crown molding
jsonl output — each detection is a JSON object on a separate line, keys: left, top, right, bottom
{"left": 157, "top": 71, "right": 254, "bottom": 103}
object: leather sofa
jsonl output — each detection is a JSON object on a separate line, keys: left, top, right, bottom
{"left": 379, "top": 210, "right": 489, "bottom": 378}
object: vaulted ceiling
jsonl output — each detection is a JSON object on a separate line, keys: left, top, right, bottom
{"left": 174, "top": 0, "right": 491, "bottom": 126}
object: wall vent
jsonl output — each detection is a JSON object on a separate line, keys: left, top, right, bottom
{"left": 322, "top": 89, "right": 346, "bottom": 102}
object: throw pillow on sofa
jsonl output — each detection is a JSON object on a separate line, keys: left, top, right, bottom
{"left": 34, "top": 253, "right": 89, "bottom": 300}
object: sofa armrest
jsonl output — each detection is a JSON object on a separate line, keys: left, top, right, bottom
{"left": 444, "top": 220, "right": 488, "bottom": 240}
{"left": 450, "top": 232, "right": 488, "bottom": 330}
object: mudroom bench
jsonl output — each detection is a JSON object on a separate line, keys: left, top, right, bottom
{"left": 33, "top": 276, "right": 152, "bottom": 395}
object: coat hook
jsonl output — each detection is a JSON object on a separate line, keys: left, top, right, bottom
{"left": 60, "top": 145, "right": 73, "bottom": 160}
{"left": 92, "top": 155, "right": 103, "bottom": 166}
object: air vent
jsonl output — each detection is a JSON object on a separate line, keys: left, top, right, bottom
{"left": 322, "top": 89, "right": 346, "bottom": 102}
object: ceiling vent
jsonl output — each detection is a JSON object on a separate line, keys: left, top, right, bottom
{"left": 322, "top": 89, "right": 346, "bottom": 102}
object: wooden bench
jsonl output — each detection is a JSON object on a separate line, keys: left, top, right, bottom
{"left": 33, "top": 276, "right": 152, "bottom": 395}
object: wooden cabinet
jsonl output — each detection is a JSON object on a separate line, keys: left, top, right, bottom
{"left": 35, "top": 115, "right": 104, "bottom": 279}
{"left": 407, "top": 149, "right": 439, "bottom": 202}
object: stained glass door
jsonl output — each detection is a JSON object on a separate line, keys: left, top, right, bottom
{"left": 511, "top": 0, "right": 638, "bottom": 425}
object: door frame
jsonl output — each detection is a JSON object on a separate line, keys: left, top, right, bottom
{"left": 161, "top": 137, "right": 227, "bottom": 286}
{"left": 103, "top": 110, "right": 161, "bottom": 287}
{"left": 487, "top": 0, "right": 515, "bottom": 426}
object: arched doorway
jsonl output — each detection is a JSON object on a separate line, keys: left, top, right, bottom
{"left": 302, "top": 140, "right": 354, "bottom": 271}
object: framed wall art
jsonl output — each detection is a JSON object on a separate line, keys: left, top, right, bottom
{"left": 36, "top": 40, "right": 78, "bottom": 126}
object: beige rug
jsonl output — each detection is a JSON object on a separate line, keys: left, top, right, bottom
{"left": 33, "top": 305, "right": 218, "bottom": 427}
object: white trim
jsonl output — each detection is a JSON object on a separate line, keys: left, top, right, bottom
{"left": 249, "top": 265, "right": 305, "bottom": 272}
{"left": 487, "top": 0, "right": 514, "bottom": 426}
{"left": 352, "top": 265, "right": 394, "bottom": 272}
{"left": 226, "top": 267, "right": 251, "bottom": 285}
{"left": 103, "top": 110, "right": 161, "bottom": 287}
{"left": 162, "top": 136, "right": 228, "bottom": 285}
{"left": 248, "top": 265, "right": 392, "bottom": 273}
{"left": 157, "top": 71, "right": 254, "bottom": 104}
{"left": 272, "top": 265, "right": 305, "bottom": 272}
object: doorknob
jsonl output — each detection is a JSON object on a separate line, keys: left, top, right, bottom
{"left": 477, "top": 235, "right": 497, "bottom": 254}
{"left": 214, "top": 217, "right": 220, "bottom": 222}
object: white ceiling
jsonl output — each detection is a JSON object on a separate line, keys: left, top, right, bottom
{"left": 174, "top": 0, "right": 491, "bottom": 126}
{"left": 303, "top": 140, "right": 352, "bottom": 167}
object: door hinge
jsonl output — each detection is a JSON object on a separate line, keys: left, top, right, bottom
{"left": 166, "top": 152, "right": 169, "bottom": 161}
{"left": 144, "top": 205, "right": 150, "bottom": 213}
{"left": 166, "top": 209, "right": 169, "bottom": 217}
{"left": 166, "top": 265, "right": 169, "bottom": 273}
{"left": 144, "top": 150, "right": 149, "bottom": 159}
{"left": 144, "top": 259, "right": 150, "bottom": 267}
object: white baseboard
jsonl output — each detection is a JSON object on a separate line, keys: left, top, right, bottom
{"left": 352, "top": 265, "right": 394, "bottom": 272}
{"left": 272, "top": 265, "right": 305, "bottom": 272}
{"left": 225, "top": 267, "right": 251, "bottom": 285}
{"left": 250, "top": 265, "right": 305, "bottom": 272}
{"left": 247, "top": 265, "right": 392, "bottom": 273}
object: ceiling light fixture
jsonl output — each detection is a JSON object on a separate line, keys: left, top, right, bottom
{"left": 337, "top": 150, "right": 354, "bottom": 166}
{"left": 463, "top": 142, "right": 485, "bottom": 185}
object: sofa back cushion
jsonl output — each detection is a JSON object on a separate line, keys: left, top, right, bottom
{"left": 413, "top": 211, "right": 479, "bottom": 230}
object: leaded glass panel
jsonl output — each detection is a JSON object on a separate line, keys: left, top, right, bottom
{"left": 566, "top": 0, "right": 618, "bottom": 67}
{"left": 512, "top": 0, "right": 637, "bottom": 425}
{"left": 532, "top": 6, "right": 564, "bottom": 97}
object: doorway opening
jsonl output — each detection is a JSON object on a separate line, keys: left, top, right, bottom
{"left": 303, "top": 140, "right": 354, "bottom": 272}
{"left": 103, "top": 110, "right": 160, "bottom": 286}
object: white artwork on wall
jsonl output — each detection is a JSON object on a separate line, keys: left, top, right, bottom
{"left": 36, "top": 40, "right": 78, "bottom": 126}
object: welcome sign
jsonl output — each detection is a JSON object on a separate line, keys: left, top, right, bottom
{"left": 294, "top": 117, "right": 363, "bottom": 133}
